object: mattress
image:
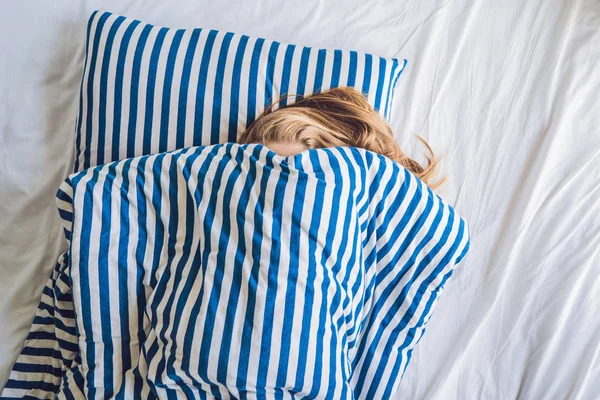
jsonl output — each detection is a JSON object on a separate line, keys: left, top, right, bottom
{"left": 1, "top": 0, "right": 599, "bottom": 398}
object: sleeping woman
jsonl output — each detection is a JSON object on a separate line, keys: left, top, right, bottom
{"left": 239, "top": 86, "right": 443, "bottom": 189}
{"left": 2, "top": 86, "right": 469, "bottom": 399}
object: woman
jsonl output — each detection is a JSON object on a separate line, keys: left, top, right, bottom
{"left": 2, "top": 86, "right": 467, "bottom": 400}
{"left": 239, "top": 87, "right": 443, "bottom": 189}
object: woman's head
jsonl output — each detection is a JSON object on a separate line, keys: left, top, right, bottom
{"left": 238, "top": 87, "right": 443, "bottom": 189}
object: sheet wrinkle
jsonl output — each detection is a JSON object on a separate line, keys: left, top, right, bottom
{"left": 390, "top": 0, "right": 459, "bottom": 56}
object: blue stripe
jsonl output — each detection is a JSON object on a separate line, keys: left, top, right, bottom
{"left": 373, "top": 57, "right": 386, "bottom": 112}
{"left": 330, "top": 49, "right": 342, "bottom": 88}
{"left": 38, "top": 301, "right": 55, "bottom": 316}
{"left": 111, "top": 20, "right": 140, "bottom": 161}
{"left": 210, "top": 33, "right": 235, "bottom": 144}
{"left": 295, "top": 47, "right": 311, "bottom": 96}
{"left": 361, "top": 53, "right": 373, "bottom": 97}
{"left": 57, "top": 208, "right": 73, "bottom": 224}
{"left": 13, "top": 362, "right": 62, "bottom": 378}
{"left": 75, "top": 168, "right": 100, "bottom": 399}
{"left": 132, "top": 156, "right": 150, "bottom": 397}
{"left": 56, "top": 187, "right": 72, "bottom": 203}
{"left": 227, "top": 36, "right": 249, "bottom": 142}
{"left": 347, "top": 51, "right": 358, "bottom": 87}
{"left": 97, "top": 16, "right": 126, "bottom": 166}
{"left": 126, "top": 24, "right": 152, "bottom": 158}
{"left": 4, "top": 379, "right": 59, "bottom": 392}
{"left": 115, "top": 159, "right": 133, "bottom": 398}
{"left": 159, "top": 30, "right": 185, "bottom": 152}
{"left": 142, "top": 28, "right": 169, "bottom": 155}
{"left": 312, "top": 48, "right": 327, "bottom": 92}
{"left": 264, "top": 41, "right": 281, "bottom": 107}
{"left": 193, "top": 30, "right": 218, "bottom": 144}
{"left": 382, "top": 58, "right": 399, "bottom": 119}
{"left": 20, "top": 346, "right": 57, "bottom": 358}
{"left": 74, "top": 11, "right": 97, "bottom": 172}
{"left": 98, "top": 164, "right": 118, "bottom": 396}
{"left": 176, "top": 29, "right": 201, "bottom": 148}
{"left": 82, "top": 12, "right": 110, "bottom": 170}
{"left": 278, "top": 45, "right": 296, "bottom": 107}
{"left": 148, "top": 154, "right": 168, "bottom": 289}
{"left": 42, "top": 285, "right": 53, "bottom": 299}
{"left": 246, "top": 38, "right": 265, "bottom": 126}
{"left": 455, "top": 236, "right": 471, "bottom": 264}
{"left": 32, "top": 315, "right": 54, "bottom": 326}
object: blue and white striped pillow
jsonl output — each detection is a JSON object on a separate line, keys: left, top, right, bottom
{"left": 73, "top": 11, "right": 407, "bottom": 172}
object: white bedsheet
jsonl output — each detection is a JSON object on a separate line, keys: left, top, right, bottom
{"left": 1, "top": 1, "right": 598, "bottom": 398}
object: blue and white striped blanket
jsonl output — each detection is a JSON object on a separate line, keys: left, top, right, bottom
{"left": 2, "top": 144, "right": 469, "bottom": 399}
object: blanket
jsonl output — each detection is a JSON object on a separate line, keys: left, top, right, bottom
{"left": 1, "top": 144, "right": 469, "bottom": 399}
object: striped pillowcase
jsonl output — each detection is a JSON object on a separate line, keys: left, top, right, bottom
{"left": 73, "top": 11, "right": 407, "bottom": 172}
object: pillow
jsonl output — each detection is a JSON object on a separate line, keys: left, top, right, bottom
{"left": 73, "top": 11, "right": 407, "bottom": 171}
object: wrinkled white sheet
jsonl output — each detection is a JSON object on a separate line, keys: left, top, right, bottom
{"left": 1, "top": 1, "right": 599, "bottom": 398}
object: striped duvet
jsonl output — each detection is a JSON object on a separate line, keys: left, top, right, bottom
{"left": 1, "top": 143, "right": 469, "bottom": 399}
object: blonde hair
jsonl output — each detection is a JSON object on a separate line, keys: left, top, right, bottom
{"left": 238, "top": 87, "right": 444, "bottom": 189}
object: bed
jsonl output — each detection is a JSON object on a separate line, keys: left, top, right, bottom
{"left": 1, "top": 0, "right": 598, "bottom": 398}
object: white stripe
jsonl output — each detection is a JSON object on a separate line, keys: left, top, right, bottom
{"left": 338, "top": 51, "right": 350, "bottom": 88}
{"left": 320, "top": 49, "right": 335, "bottom": 91}
{"left": 352, "top": 52, "right": 366, "bottom": 96}
{"left": 302, "top": 47, "right": 319, "bottom": 95}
